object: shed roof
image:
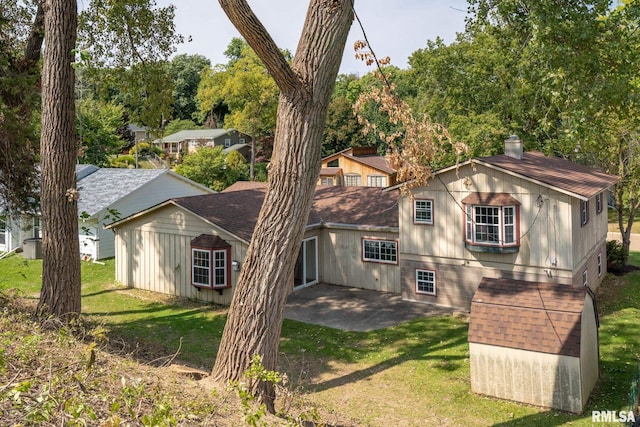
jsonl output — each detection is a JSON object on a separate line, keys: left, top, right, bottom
{"left": 469, "top": 278, "right": 590, "bottom": 357}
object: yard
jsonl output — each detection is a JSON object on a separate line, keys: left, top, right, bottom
{"left": 0, "top": 254, "right": 638, "bottom": 426}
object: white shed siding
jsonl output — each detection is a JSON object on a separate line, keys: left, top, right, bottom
{"left": 580, "top": 295, "right": 600, "bottom": 404}
{"left": 113, "top": 204, "right": 246, "bottom": 305}
{"left": 470, "top": 343, "right": 583, "bottom": 413}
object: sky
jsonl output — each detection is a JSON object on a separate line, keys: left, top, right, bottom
{"left": 157, "top": 0, "right": 470, "bottom": 75}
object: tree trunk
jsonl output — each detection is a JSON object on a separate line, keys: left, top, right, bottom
{"left": 36, "top": 0, "right": 82, "bottom": 320}
{"left": 211, "top": 0, "right": 353, "bottom": 412}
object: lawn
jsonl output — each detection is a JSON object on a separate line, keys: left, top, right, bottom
{"left": 0, "top": 254, "right": 638, "bottom": 426}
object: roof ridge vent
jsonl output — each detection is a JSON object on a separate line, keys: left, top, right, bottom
{"left": 505, "top": 135, "right": 523, "bottom": 160}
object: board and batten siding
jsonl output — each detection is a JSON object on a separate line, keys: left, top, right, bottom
{"left": 113, "top": 204, "right": 247, "bottom": 305}
{"left": 319, "top": 226, "right": 400, "bottom": 293}
{"left": 399, "top": 164, "right": 584, "bottom": 308}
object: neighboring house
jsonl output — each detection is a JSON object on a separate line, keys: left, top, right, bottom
{"left": 469, "top": 278, "right": 599, "bottom": 413}
{"left": 156, "top": 129, "right": 251, "bottom": 159}
{"left": 319, "top": 146, "right": 397, "bottom": 188}
{"left": 1, "top": 165, "right": 213, "bottom": 260}
{"left": 0, "top": 213, "right": 41, "bottom": 254}
{"left": 127, "top": 123, "right": 153, "bottom": 143}
{"left": 75, "top": 166, "right": 214, "bottom": 260}
{"left": 106, "top": 183, "right": 399, "bottom": 305}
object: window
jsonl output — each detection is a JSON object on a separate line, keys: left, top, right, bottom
{"left": 32, "top": 216, "right": 41, "bottom": 239}
{"left": 0, "top": 218, "right": 6, "bottom": 247}
{"left": 597, "top": 252, "right": 602, "bottom": 276}
{"left": 327, "top": 159, "right": 339, "bottom": 167}
{"left": 416, "top": 269, "right": 436, "bottom": 296}
{"left": 582, "top": 269, "right": 588, "bottom": 287}
{"left": 581, "top": 200, "right": 589, "bottom": 226}
{"left": 239, "top": 138, "right": 245, "bottom": 144}
{"left": 367, "top": 175, "right": 387, "bottom": 187}
{"left": 462, "top": 193, "right": 520, "bottom": 253}
{"left": 414, "top": 199, "right": 433, "bottom": 225}
{"left": 596, "top": 192, "right": 603, "bottom": 214}
{"left": 192, "top": 249, "right": 210, "bottom": 286}
{"left": 224, "top": 138, "right": 231, "bottom": 148}
{"left": 466, "top": 205, "right": 516, "bottom": 245}
{"left": 344, "top": 174, "right": 361, "bottom": 186}
{"left": 320, "top": 177, "right": 334, "bottom": 186}
{"left": 191, "top": 234, "right": 231, "bottom": 289}
{"left": 362, "top": 239, "right": 397, "bottom": 264}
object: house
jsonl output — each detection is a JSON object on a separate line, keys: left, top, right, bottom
{"left": 398, "top": 137, "right": 618, "bottom": 309}
{"left": 0, "top": 165, "right": 214, "bottom": 260}
{"left": 319, "top": 146, "right": 397, "bottom": 187}
{"left": 127, "top": 123, "right": 152, "bottom": 143}
{"left": 106, "top": 183, "right": 399, "bottom": 305}
{"left": 156, "top": 129, "right": 251, "bottom": 159}
{"left": 468, "top": 278, "right": 599, "bottom": 413}
{"left": 107, "top": 137, "right": 617, "bottom": 309}
{"left": 75, "top": 166, "right": 214, "bottom": 260}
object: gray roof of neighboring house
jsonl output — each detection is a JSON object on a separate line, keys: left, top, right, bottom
{"left": 223, "top": 143, "right": 249, "bottom": 154}
{"left": 161, "top": 129, "right": 234, "bottom": 143}
{"left": 75, "top": 164, "right": 100, "bottom": 180}
{"left": 77, "top": 168, "right": 168, "bottom": 218}
{"left": 127, "top": 123, "right": 147, "bottom": 132}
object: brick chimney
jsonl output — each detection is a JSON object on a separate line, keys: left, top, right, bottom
{"left": 504, "top": 135, "right": 523, "bottom": 160}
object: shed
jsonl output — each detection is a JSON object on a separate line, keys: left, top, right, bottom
{"left": 468, "top": 277, "right": 599, "bottom": 413}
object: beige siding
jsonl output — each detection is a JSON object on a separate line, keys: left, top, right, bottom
{"left": 318, "top": 227, "right": 400, "bottom": 293}
{"left": 571, "top": 240, "right": 607, "bottom": 290}
{"left": 320, "top": 157, "right": 395, "bottom": 187}
{"left": 470, "top": 343, "right": 584, "bottom": 413}
{"left": 113, "top": 204, "right": 247, "bottom": 304}
{"left": 398, "top": 163, "right": 612, "bottom": 308}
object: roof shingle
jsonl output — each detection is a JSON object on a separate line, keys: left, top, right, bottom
{"left": 477, "top": 151, "right": 618, "bottom": 199}
{"left": 468, "top": 278, "right": 589, "bottom": 357}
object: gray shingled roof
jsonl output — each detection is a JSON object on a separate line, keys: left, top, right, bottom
{"left": 161, "top": 129, "right": 231, "bottom": 143}
{"left": 469, "top": 278, "right": 589, "bottom": 357}
{"left": 77, "top": 168, "right": 167, "bottom": 218}
{"left": 171, "top": 182, "right": 399, "bottom": 242}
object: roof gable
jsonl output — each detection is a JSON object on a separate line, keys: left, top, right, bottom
{"left": 469, "top": 278, "right": 589, "bottom": 357}
{"left": 161, "top": 129, "right": 232, "bottom": 142}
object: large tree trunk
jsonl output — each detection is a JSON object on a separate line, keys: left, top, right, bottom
{"left": 36, "top": 0, "right": 82, "bottom": 319}
{"left": 211, "top": 0, "right": 353, "bottom": 412}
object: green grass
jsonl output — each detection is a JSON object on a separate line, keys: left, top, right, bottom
{"left": 1, "top": 253, "right": 639, "bottom": 426}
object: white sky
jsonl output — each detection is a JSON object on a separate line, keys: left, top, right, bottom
{"left": 157, "top": 0, "right": 469, "bottom": 75}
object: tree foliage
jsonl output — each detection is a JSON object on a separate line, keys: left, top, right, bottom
{"left": 166, "top": 54, "right": 211, "bottom": 122}
{"left": 77, "top": 98, "right": 126, "bottom": 166}
{"left": 174, "top": 146, "right": 248, "bottom": 191}
{"left": 78, "top": 0, "right": 182, "bottom": 133}
{"left": 0, "top": 1, "right": 43, "bottom": 214}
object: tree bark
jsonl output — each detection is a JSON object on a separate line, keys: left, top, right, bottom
{"left": 211, "top": 0, "right": 353, "bottom": 412}
{"left": 36, "top": 0, "right": 82, "bottom": 320}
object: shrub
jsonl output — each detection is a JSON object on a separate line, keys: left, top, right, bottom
{"left": 607, "top": 239, "right": 628, "bottom": 274}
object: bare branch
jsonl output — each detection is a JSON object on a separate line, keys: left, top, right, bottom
{"left": 218, "top": 0, "right": 300, "bottom": 93}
